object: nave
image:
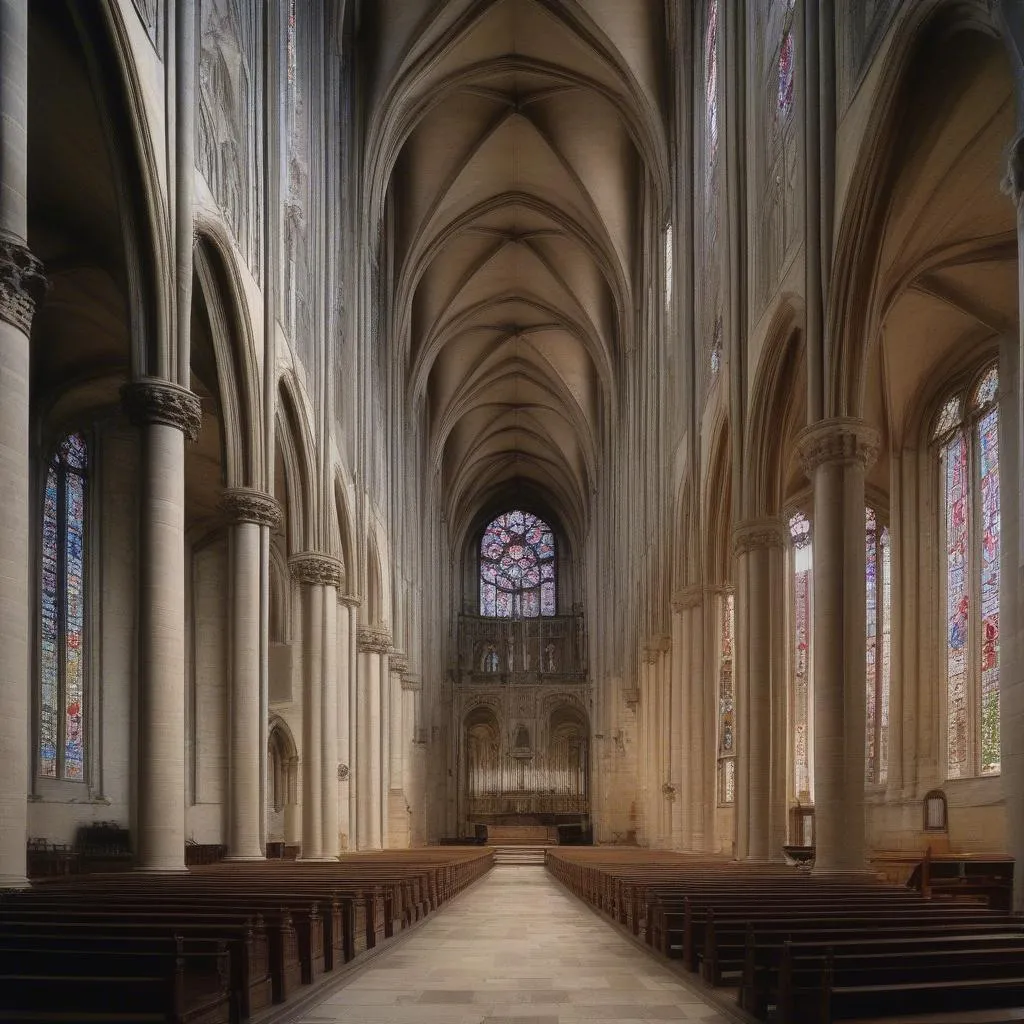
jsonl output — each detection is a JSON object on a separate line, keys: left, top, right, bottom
{"left": 298, "top": 864, "right": 730, "bottom": 1024}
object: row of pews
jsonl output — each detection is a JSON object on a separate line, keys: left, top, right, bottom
{"left": 547, "top": 848, "right": 1024, "bottom": 1024}
{"left": 0, "top": 847, "right": 493, "bottom": 1023}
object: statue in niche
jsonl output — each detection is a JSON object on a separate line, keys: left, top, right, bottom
{"left": 505, "top": 635, "right": 515, "bottom": 673}
{"left": 480, "top": 642, "right": 498, "bottom": 673}
{"left": 512, "top": 724, "right": 531, "bottom": 757}
{"left": 544, "top": 642, "right": 557, "bottom": 673}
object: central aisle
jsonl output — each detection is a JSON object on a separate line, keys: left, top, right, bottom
{"left": 299, "top": 864, "right": 735, "bottom": 1024}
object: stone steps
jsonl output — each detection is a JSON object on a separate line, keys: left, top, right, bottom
{"left": 492, "top": 845, "right": 549, "bottom": 865}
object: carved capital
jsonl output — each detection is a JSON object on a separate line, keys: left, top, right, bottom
{"left": 339, "top": 593, "right": 362, "bottom": 609}
{"left": 796, "top": 417, "right": 880, "bottom": 476}
{"left": 732, "top": 517, "right": 787, "bottom": 557}
{"left": 356, "top": 626, "right": 392, "bottom": 654}
{"left": 401, "top": 673, "right": 422, "bottom": 692}
{"left": 289, "top": 551, "right": 344, "bottom": 589}
{"left": 0, "top": 240, "right": 46, "bottom": 334}
{"left": 671, "top": 585, "right": 704, "bottom": 612}
{"left": 220, "top": 487, "right": 281, "bottom": 528}
{"left": 121, "top": 377, "right": 203, "bottom": 441}
{"left": 641, "top": 646, "right": 660, "bottom": 664}
{"left": 622, "top": 686, "right": 640, "bottom": 710}
{"left": 389, "top": 651, "right": 408, "bottom": 675}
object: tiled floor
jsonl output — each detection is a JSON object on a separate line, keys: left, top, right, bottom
{"left": 299, "top": 865, "right": 738, "bottom": 1024}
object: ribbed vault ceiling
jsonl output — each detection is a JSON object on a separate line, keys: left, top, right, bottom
{"left": 369, "top": 0, "right": 666, "bottom": 541}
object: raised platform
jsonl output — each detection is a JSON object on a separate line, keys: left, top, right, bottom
{"left": 492, "top": 845, "right": 548, "bottom": 865}
{"left": 485, "top": 824, "right": 557, "bottom": 846}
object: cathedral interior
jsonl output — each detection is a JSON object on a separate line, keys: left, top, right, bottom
{"left": 3, "top": 0, "right": 1024, "bottom": 1020}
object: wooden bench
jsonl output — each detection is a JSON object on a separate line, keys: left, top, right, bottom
{"left": 0, "top": 937, "right": 230, "bottom": 1023}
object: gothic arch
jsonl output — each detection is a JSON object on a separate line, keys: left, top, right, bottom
{"left": 827, "top": 0, "right": 1005, "bottom": 419}
{"left": 703, "top": 423, "right": 732, "bottom": 585}
{"left": 744, "top": 299, "right": 806, "bottom": 518}
{"left": 192, "top": 236, "right": 261, "bottom": 489}
{"left": 275, "top": 375, "right": 317, "bottom": 553}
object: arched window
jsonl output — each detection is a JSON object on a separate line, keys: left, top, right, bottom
{"left": 479, "top": 510, "right": 556, "bottom": 618}
{"left": 40, "top": 432, "right": 89, "bottom": 780}
{"left": 934, "top": 363, "right": 1000, "bottom": 778}
{"left": 865, "top": 507, "right": 892, "bottom": 785}
{"left": 776, "top": 0, "right": 797, "bottom": 119}
{"left": 664, "top": 223, "right": 674, "bottom": 311}
{"left": 717, "top": 591, "right": 736, "bottom": 805}
{"left": 789, "top": 511, "right": 813, "bottom": 803}
{"left": 705, "top": 0, "right": 719, "bottom": 163}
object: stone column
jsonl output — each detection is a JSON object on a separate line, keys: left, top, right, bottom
{"left": 669, "top": 598, "right": 689, "bottom": 850}
{"left": 797, "top": 419, "right": 879, "bottom": 873}
{"left": 356, "top": 626, "right": 388, "bottom": 850}
{"left": 401, "top": 670, "right": 421, "bottom": 845}
{"left": 732, "top": 519, "right": 787, "bottom": 862}
{"left": 686, "top": 595, "right": 708, "bottom": 853}
{"left": 220, "top": 489, "right": 280, "bottom": 860}
{"left": 0, "top": 0, "right": 46, "bottom": 884}
{"left": 378, "top": 641, "right": 392, "bottom": 845}
{"left": 290, "top": 553, "right": 343, "bottom": 861}
{"left": 122, "top": 380, "right": 202, "bottom": 871}
{"left": 321, "top": 578, "right": 340, "bottom": 859}
{"left": 336, "top": 596, "right": 353, "bottom": 850}
{"left": 388, "top": 652, "right": 408, "bottom": 848}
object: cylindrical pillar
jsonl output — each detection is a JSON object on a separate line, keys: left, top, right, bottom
{"left": 668, "top": 601, "right": 688, "bottom": 850}
{"left": 356, "top": 627, "right": 386, "bottom": 849}
{"left": 388, "top": 651, "right": 408, "bottom": 848}
{"left": 797, "top": 419, "right": 879, "bottom": 873}
{"left": 123, "top": 381, "right": 202, "bottom": 871}
{"left": 732, "top": 519, "right": 787, "bottom": 862}
{"left": 336, "top": 598, "right": 353, "bottom": 850}
{"left": 687, "top": 598, "right": 707, "bottom": 853}
{"left": 221, "top": 489, "right": 280, "bottom": 860}
{"left": 0, "top": 0, "right": 45, "bottom": 883}
{"left": 290, "top": 553, "right": 343, "bottom": 861}
{"left": 321, "top": 579, "right": 340, "bottom": 859}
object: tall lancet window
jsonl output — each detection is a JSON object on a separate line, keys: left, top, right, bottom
{"left": 40, "top": 432, "right": 89, "bottom": 780}
{"left": 480, "top": 510, "right": 556, "bottom": 618}
{"left": 717, "top": 591, "right": 736, "bottom": 804}
{"left": 936, "top": 363, "right": 1001, "bottom": 778}
{"left": 776, "top": 0, "right": 797, "bottom": 119}
{"left": 790, "top": 511, "right": 812, "bottom": 802}
{"left": 865, "top": 508, "right": 892, "bottom": 785}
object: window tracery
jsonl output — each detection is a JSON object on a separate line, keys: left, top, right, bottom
{"left": 717, "top": 591, "right": 736, "bottom": 805}
{"left": 789, "top": 511, "right": 813, "bottom": 802}
{"left": 934, "top": 362, "right": 1000, "bottom": 778}
{"left": 865, "top": 507, "right": 891, "bottom": 785}
{"left": 479, "top": 510, "right": 556, "bottom": 619}
{"left": 40, "top": 432, "right": 88, "bottom": 781}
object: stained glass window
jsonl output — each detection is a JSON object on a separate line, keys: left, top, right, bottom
{"left": 790, "top": 511, "right": 812, "bottom": 801}
{"left": 480, "top": 510, "right": 556, "bottom": 618}
{"left": 665, "top": 224, "right": 674, "bottom": 311}
{"left": 777, "top": 28, "right": 795, "bottom": 118}
{"left": 865, "top": 509, "right": 891, "bottom": 785}
{"left": 717, "top": 592, "right": 735, "bottom": 804}
{"left": 938, "top": 363, "right": 1000, "bottom": 778}
{"left": 706, "top": 0, "right": 719, "bottom": 163}
{"left": 40, "top": 432, "right": 88, "bottom": 780}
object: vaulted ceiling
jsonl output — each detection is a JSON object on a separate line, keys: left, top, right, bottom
{"left": 364, "top": 0, "right": 668, "bottom": 543}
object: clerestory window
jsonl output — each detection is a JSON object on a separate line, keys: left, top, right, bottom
{"left": 479, "top": 510, "right": 556, "bottom": 618}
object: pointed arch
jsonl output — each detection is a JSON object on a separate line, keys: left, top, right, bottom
{"left": 275, "top": 374, "right": 317, "bottom": 553}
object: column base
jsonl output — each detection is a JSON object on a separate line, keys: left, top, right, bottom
{"left": 0, "top": 873, "right": 30, "bottom": 890}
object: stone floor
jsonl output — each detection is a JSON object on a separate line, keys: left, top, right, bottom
{"left": 298, "top": 865, "right": 739, "bottom": 1024}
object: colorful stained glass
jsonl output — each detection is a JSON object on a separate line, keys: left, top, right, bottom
{"left": 718, "top": 593, "right": 735, "bottom": 757}
{"left": 973, "top": 366, "right": 998, "bottom": 409}
{"left": 879, "top": 527, "right": 891, "bottom": 785}
{"left": 480, "top": 511, "right": 555, "bottom": 618}
{"left": 865, "top": 508, "right": 878, "bottom": 783}
{"left": 933, "top": 395, "right": 962, "bottom": 440}
{"left": 665, "top": 225, "right": 674, "bottom": 310}
{"left": 944, "top": 431, "right": 969, "bottom": 779}
{"left": 64, "top": 472, "right": 85, "bottom": 779}
{"left": 978, "top": 407, "right": 1000, "bottom": 774}
{"left": 719, "top": 757, "right": 736, "bottom": 805}
{"left": 777, "top": 30, "right": 795, "bottom": 118}
{"left": 40, "top": 433, "right": 87, "bottom": 781}
{"left": 790, "top": 512, "right": 812, "bottom": 800}
{"left": 286, "top": 0, "right": 297, "bottom": 86}
{"left": 40, "top": 466, "right": 59, "bottom": 778}
{"left": 706, "top": 0, "right": 719, "bottom": 161}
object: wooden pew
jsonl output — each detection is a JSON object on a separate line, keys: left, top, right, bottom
{"left": 0, "top": 936, "right": 231, "bottom": 1024}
